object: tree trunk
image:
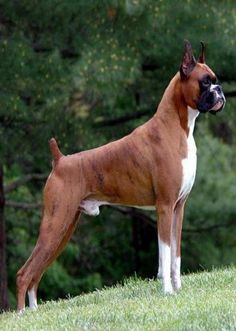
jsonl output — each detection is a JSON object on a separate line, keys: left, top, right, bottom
{"left": 0, "top": 165, "right": 9, "bottom": 311}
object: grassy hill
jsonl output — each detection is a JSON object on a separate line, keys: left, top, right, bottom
{"left": 1, "top": 267, "right": 235, "bottom": 331}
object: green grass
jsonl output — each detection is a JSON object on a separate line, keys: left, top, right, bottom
{"left": 1, "top": 267, "right": 236, "bottom": 331}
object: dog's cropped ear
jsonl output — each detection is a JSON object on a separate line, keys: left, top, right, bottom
{"left": 180, "top": 40, "right": 197, "bottom": 79}
{"left": 198, "top": 41, "right": 206, "bottom": 63}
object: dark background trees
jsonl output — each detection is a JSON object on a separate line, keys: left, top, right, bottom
{"left": 0, "top": 0, "right": 236, "bottom": 310}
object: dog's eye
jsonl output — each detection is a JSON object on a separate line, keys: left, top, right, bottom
{"left": 201, "top": 77, "right": 211, "bottom": 88}
{"left": 202, "top": 78, "right": 211, "bottom": 87}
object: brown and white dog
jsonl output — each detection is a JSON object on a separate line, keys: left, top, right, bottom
{"left": 16, "top": 41, "right": 225, "bottom": 312}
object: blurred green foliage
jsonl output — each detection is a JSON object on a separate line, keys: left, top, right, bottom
{"left": 0, "top": 0, "right": 236, "bottom": 308}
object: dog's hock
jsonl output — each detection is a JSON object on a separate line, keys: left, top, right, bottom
{"left": 49, "top": 138, "right": 63, "bottom": 164}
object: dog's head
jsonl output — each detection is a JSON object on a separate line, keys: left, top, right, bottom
{"left": 179, "top": 40, "right": 225, "bottom": 114}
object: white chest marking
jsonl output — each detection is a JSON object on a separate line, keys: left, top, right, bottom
{"left": 178, "top": 107, "right": 199, "bottom": 201}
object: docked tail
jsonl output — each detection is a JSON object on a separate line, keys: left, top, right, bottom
{"left": 49, "top": 138, "right": 63, "bottom": 165}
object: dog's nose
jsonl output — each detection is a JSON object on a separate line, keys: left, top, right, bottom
{"left": 214, "top": 85, "right": 222, "bottom": 94}
{"left": 212, "top": 85, "right": 225, "bottom": 101}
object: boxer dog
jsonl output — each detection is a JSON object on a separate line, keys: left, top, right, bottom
{"left": 16, "top": 41, "right": 225, "bottom": 311}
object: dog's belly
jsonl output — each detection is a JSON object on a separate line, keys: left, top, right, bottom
{"left": 79, "top": 200, "right": 156, "bottom": 216}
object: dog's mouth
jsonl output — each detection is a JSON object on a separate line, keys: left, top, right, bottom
{"left": 197, "top": 82, "right": 226, "bottom": 115}
{"left": 209, "top": 98, "right": 225, "bottom": 115}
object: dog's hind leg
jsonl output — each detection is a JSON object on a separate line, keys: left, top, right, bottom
{"left": 28, "top": 213, "right": 80, "bottom": 310}
{"left": 16, "top": 174, "right": 81, "bottom": 312}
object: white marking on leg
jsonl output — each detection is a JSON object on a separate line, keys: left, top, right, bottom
{"left": 158, "top": 237, "right": 173, "bottom": 294}
{"left": 157, "top": 234, "right": 162, "bottom": 279}
{"left": 172, "top": 257, "right": 181, "bottom": 290}
{"left": 171, "top": 213, "right": 181, "bottom": 291}
{"left": 28, "top": 287, "right": 38, "bottom": 310}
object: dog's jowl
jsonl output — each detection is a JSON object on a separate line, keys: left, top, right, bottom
{"left": 16, "top": 41, "right": 225, "bottom": 312}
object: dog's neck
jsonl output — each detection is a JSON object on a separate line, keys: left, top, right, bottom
{"left": 154, "top": 73, "right": 198, "bottom": 136}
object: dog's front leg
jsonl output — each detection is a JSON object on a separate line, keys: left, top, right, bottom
{"left": 171, "top": 198, "right": 187, "bottom": 291}
{"left": 157, "top": 203, "right": 174, "bottom": 294}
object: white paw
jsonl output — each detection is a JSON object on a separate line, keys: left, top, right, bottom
{"left": 17, "top": 308, "right": 25, "bottom": 315}
{"left": 164, "top": 287, "right": 174, "bottom": 295}
{"left": 29, "top": 304, "right": 38, "bottom": 310}
{"left": 172, "top": 277, "right": 181, "bottom": 291}
{"left": 163, "top": 279, "right": 174, "bottom": 294}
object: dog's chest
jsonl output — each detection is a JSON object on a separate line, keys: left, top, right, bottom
{"left": 178, "top": 108, "right": 199, "bottom": 201}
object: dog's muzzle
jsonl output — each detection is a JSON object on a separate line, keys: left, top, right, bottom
{"left": 197, "top": 84, "right": 226, "bottom": 114}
